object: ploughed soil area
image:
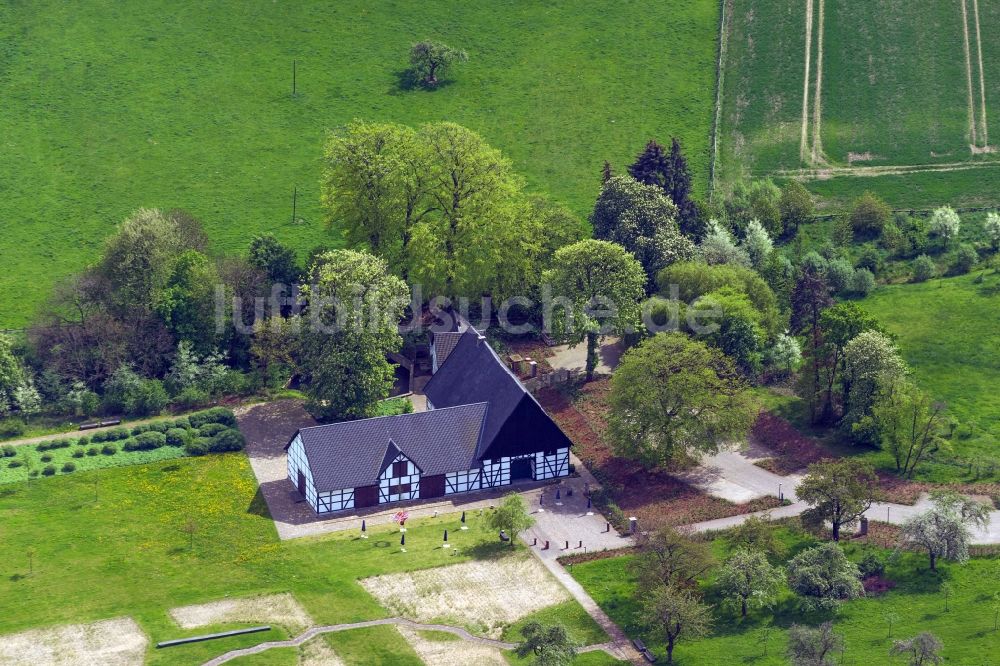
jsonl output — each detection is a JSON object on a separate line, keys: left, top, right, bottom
{"left": 750, "top": 411, "right": 833, "bottom": 475}
{"left": 538, "top": 379, "right": 780, "bottom": 531}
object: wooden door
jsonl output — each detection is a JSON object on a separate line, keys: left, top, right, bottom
{"left": 297, "top": 470, "right": 306, "bottom": 497}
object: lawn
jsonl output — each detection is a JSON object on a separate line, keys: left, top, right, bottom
{"left": 0, "top": 453, "right": 605, "bottom": 664}
{"left": 0, "top": 0, "right": 720, "bottom": 328}
{"left": 571, "top": 527, "right": 1000, "bottom": 664}
{"left": 861, "top": 273, "right": 1000, "bottom": 473}
{"left": 718, "top": 0, "right": 1000, "bottom": 210}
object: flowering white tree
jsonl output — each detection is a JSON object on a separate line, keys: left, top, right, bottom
{"left": 928, "top": 207, "right": 961, "bottom": 246}
{"left": 13, "top": 378, "right": 41, "bottom": 422}
{"left": 716, "top": 548, "right": 783, "bottom": 617}
{"left": 766, "top": 333, "right": 802, "bottom": 376}
{"left": 700, "top": 220, "right": 750, "bottom": 267}
{"left": 985, "top": 212, "right": 1000, "bottom": 250}
{"left": 741, "top": 219, "right": 774, "bottom": 270}
{"left": 899, "top": 490, "right": 990, "bottom": 571}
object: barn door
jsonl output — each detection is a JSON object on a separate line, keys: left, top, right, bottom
{"left": 297, "top": 470, "right": 306, "bottom": 497}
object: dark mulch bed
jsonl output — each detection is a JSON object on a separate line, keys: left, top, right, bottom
{"left": 750, "top": 411, "right": 833, "bottom": 474}
{"left": 877, "top": 473, "right": 1000, "bottom": 506}
{"left": 538, "top": 380, "right": 781, "bottom": 531}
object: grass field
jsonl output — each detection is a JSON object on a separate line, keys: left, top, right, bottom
{"left": 572, "top": 528, "right": 1000, "bottom": 664}
{"left": 0, "top": 0, "right": 720, "bottom": 328}
{"left": 0, "top": 453, "right": 610, "bottom": 664}
{"left": 861, "top": 272, "right": 1000, "bottom": 469}
{"left": 717, "top": 0, "right": 1000, "bottom": 210}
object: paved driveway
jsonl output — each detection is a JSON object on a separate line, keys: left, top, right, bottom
{"left": 675, "top": 443, "right": 803, "bottom": 503}
{"left": 548, "top": 338, "right": 624, "bottom": 376}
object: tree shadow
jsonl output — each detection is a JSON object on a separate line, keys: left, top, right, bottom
{"left": 8, "top": 573, "right": 25, "bottom": 582}
{"left": 391, "top": 69, "right": 455, "bottom": 94}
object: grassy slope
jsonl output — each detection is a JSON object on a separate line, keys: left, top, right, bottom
{"left": 719, "top": 0, "right": 1000, "bottom": 210}
{"left": 0, "top": 0, "right": 719, "bottom": 328}
{"left": 861, "top": 273, "right": 1000, "bottom": 464}
{"left": 0, "top": 454, "right": 600, "bottom": 665}
{"left": 572, "top": 530, "right": 1000, "bottom": 664}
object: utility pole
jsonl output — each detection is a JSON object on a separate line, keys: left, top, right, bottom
{"left": 292, "top": 60, "right": 297, "bottom": 96}
{"left": 291, "top": 187, "right": 298, "bottom": 224}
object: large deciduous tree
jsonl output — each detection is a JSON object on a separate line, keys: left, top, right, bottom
{"left": 787, "top": 622, "right": 843, "bottom": 666}
{"left": 786, "top": 543, "right": 864, "bottom": 610}
{"left": 870, "top": 376, "right": 945, "bottom": 478}
{"left": 542, "top": 240, "right": 645, "bottom": 381}
{"left": 633, "top": 526, "right": 716, "bottom": 588}
{"left": 607, "top": 333, "right": 758, "bottom": 467}
{"left": 515, "top": 622, "right": 576, "bottom": 666}
{"left": 299, "top": 250, "right": 409, "bottom": 421}
{"left": 590, "top": 175, "right": 696, "bottom": 286}
{"left": 248, "top": 233, "right": 301, "bottom": 287}
{"left": 779, "top": 180, "right": 815, "bottom": 237}
{"left": 408, "top": 41, "right": 468, "bottom": 87}
{"left": 798, "top": 459, "right": 880, "bottom": 541}
{"left": 790, "top": 268, "right": 833, "bottom": 423}
{"left": 842, "top": 329, "right": 907, "bottom": 431}
{"left": 716, "top": 548, "right": 784, "bottom": 617}
{"left": 890, "top": 632, "right": 944, "bottom": 666}
{"left": 641, "top": 584, "right": 713, "bottom": 664}
{"left": 899, "top": 490, "right": 990, "bottom": 571}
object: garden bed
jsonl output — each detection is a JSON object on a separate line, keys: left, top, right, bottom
{"left": 748, "top": 411, "right": 833, "bottom": 474}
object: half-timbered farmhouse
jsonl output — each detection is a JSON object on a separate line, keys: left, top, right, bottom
{"left": 285, "top": 328, "right": 572, "bottom": 514}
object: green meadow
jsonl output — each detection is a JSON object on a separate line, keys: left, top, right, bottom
{"left": 0, "top": 0, "right": 720, "bottom": 328}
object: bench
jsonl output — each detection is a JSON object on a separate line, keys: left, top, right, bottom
{"left": 632, "top": 638, "right": 646, "bottom": 652}
{"left": 499, "top": 530, "right": 510, "bottom": 542}
{"left": 642, "top": 649, "right": 657, "bottom": 663}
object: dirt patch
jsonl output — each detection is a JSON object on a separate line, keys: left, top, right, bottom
{"left": 878, "top": 474, "right": 1000, "bottom": 507}
{"left": 398, "top": 626, "right": 507, "bottom": 665}
{"left": 750, "top": 411, "right": 832, "bottom": 474}
{"left": 299, "top": 636, "right": 345, "bottom": 665}
{"left": 360, "top": 557, "right": 569, "bottom": 638}
{"left": 0, "top": 617, "right": 147, "bottom": 666}
{"left": 539, "top": 381, "right": 782, "bottom": 530}
{"left": 847, "top": 152, "right": 877, "bottom": 164}
{"left": 169, "top": 593, "right": 313, "bottom": 634}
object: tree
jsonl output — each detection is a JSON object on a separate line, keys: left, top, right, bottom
{"left": 641, "top": 584, "right": 713, "bottom": 664}
{"left": 871, "top": 377, "right": 945, "bottom": 478}
{"left": 13, "top": 378, "right": 42, "bottom": 423}
{"left": 154, "top": 250, "right": 222, "bottom": 354}
{"left": 486, "top": 493, "right": 535, "bottom": 543}
{"left": 899, "top": 490, "right": 990, "bottom": 571}
{"left": 725, "top": 179, "right": 782, "bottom": 237}
{"left": 723, "top": 513, "right": 785, "bottom": 558}
{"left": 787, "top": 622, "right": 842, "bottom": 666}
{"left": 786, "top": 543, "right": 864, "bottom": 610}
{"left": 408, "top": 41, "right": 468, "bottom": 87}
{"left": 848, "top": 191, "right": 890, "bottom": 239}
{"left": 515, "top": 621, "right": 576, "bottom": 666}
{"left": 890, "top": 632, "right": 943, "bottom": 666}
{"left": 985, "top": 212, "right": 1000, "bottom": 250}
{"left": 842, "top": 330, "right": 907, "bottom": 430}
{"left": 608, "top": 333, "right": 758, "bottom": 467}
{"left": 300, "top": 250, "right": 409, "bottom": 421}
{"left": 766, "top": 332, "right": 802, "bottom": 377}
{"left": 951, "top": 243, "right": 978, "bottom": 274}
{"left": 928, "top": 206, "right": 961, "bottom": 247}
{"left": 543, "top": 240, "right": 645, "bottom": 380}
{"left": 911, "top": 254, "right": 937, "bottom": 282}
{"left": 685, "top": 288, "right": 765, "bottom": 374}
{"left": 633, "top": 526, "right": 716, "bottom": 588}
{"left": 248, "top": 233, "right": 301, "bottom": 286}
{"left": 741, "top": 219, "right": 773, "bottom": 270}
{"left": 851, "top": 267, "right": 876, "bottom": 295}
{"left": 0, "top": 335, "right": 25, "bottom": 417}
{"left": 790, "top": 269, "right": 833, "bottom": 423}
{"left": 779, "top": 180, "right": 815, "bottom": 236}
{"left": 700, "top": 220, "right": 750, "bottom": 267}
{"left": 591, "top": 175, "right": 696, "bottom": 285}
{"left": 798, "top": 459, "right": 880, "bottom": 541}
{"left": 251, "top": 317, "right": 300, "bottom": 388}
{"left": 716, "top": 549, "right": 783, "bottom": 617}
{"left": 628, "top": 138, "right": 703, "bottom": 238}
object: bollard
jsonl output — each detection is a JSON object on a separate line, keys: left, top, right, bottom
{"left": 629, "top": 517, "right": 637, "bottom": 534}
{"left": 533, "top": 537, "right": 537, "bottom": 546}
{"left": 555, "top": 489, "right": 561, "bottom": 500}
{"left": 578, "top": 540, "right": 582, "bottom": 549}
{"left": 565, "top": 540, "right": 569, "bottom": 550}
{"left": 544, "top": 540, "right": 549, "bottom": 550}
{"left": 605, "top": 522, "right": 610, "bottom": 533}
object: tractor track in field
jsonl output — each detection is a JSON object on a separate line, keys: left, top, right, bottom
{"left": 810, "top": 0, "right": 825, "bottom": 165}
{"left": 799, "top": 0, "right": 814, "bottom": 164}
{"left": 972, "top": 0, "right": 989, "bottom": 146}
{"left": 774, "top": 159, "right": 1000, "bottom": 180}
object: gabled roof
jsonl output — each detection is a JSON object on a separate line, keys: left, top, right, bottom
{"left": 293, "top": 403, "right": 488, "bottom": 492}
{"left": 423, "top": 330, "right": 572, "bottom": 460}
{"left": 432, "top": 331, "right": 465, "bottom": 369}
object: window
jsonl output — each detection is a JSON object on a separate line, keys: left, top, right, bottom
{"left": 393, "top": 460, "right": 408, "bottom": 478}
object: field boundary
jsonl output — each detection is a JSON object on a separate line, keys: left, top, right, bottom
{"left": 773, "top": 159, "right": 1000, "bottom": 181}
{"left": 708, "top": 0, "right": 732, "bottom": 200}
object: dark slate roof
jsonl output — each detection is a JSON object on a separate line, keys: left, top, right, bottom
{"left": 423, "top": 330, "right": 572, "bottom": 460}
{"left": 293, "top": 403, "right": 488, "bottom": 492}
{"left": 432, "top": 331, "right": 465, "bottom": 369}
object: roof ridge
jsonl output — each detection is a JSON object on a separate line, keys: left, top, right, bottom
{"left": 296, "top": 401, "right": 489, "bottom": 433}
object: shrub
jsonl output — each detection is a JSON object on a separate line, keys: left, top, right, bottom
{"left": 131, "top": 424, "right": 150, "bottom": 436}
{"left": 172, "top": 416, "right": 191, "bottom": 430}
{"left": 8, "top": 460, "right": 23, "bottom": 468}
{"left": 185, "top": 439, "right": 209, "bottom": 456}
{"left": 165, "top": 428, "right": 188, "bottom": 447}
{"left": 38, "top": 439, "right": 71, "bottom": 452}
{"left": 61, "top": 462, "right": 76, "bottom": 473}
{"left": 0, "top": 420, "right": 25, "bottom": 437}
{"left": 209, "top": 428, "right": 246, "bottom": 453}
{"left": 42, "top": 464, "right": 56, "bottom": 476}
{"left": 858, "top": 552, "right": 885, "bottom": 578}
{"left": 851, "top": 268, "right": 876, "bottom": 296}
{"left": 28, "top": 470, "right": 38, "bottom": 478}
{"left": 86, "top": 447, "right": 99, "bottom": 456}
{"left": 188, "top": 407, "right": 237, "bottom": 429}
{"left": 72, "top": 449, "right": 85, "bottom": 458}
{"left": 1, "top": 444, "right": 15, "bottom": 457}
{"left": 912, "top": 254, "right": 936, "bottom": 282}
{"left": 77, "top": 436, "right": 90, "bottom": 446}
{"left": 855, "top": 247, "right": 883, "bottom": 276}
{"left": 198, "top": 423, "right": 227, "bottom": 437}
{"left": 101, "top": 444, "right": 118, "bottom": 455}
{"left": 106, "top": 427, "right": 130, "bottom": 441}
{"left": 124, "top": 431, "right": 167, "bottom": 451}
{"left": 39, "top": 453, "right": 53, "bottom": 463}
{"left": 826, "top": 258, "right": 854, "bottom": 294}
{"left": 849, "top": 191, "right": 890, "bottom": 238}
{"left": 173, "top": 386, "right": 211, "bottom": 410}
{"left": 147, "top": 420, "right": 172, "bottom": 433}
{"left": 951, "top": 244, "right": 978, "bottom": 274}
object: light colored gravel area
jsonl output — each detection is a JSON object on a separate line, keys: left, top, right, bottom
{"left": 299, "top": 636, "right": 345, "bottom": 665}
{"left": 398, "top": 626, "right": 508, "bottom": 666}
{"left": 169, "top": 593, "right": 313, "bottom": 634}
{"left": 360, "top": 557, "right": 570, "bottom": 638}
{"left": 0, "top": 617, "right": 147, "bottom": 666}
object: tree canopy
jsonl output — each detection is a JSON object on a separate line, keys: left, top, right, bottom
{"left": 408, "top": 41, "right": 468, "bottom": 87}
{"left": 798, "top": 458, "right": 880, "bottom": 541}
{"left": 786, "top": 543, "right": 864, "bottom": 610}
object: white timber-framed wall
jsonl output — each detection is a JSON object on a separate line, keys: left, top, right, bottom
{"left": 445, "top": 468, "right": 482, "bottom": 494}
{"left": 534, "top": 448, "right": 570, "bottom": 481}
{"left": 317, "top": 488, "right": 355, "bottom": 513}
{"left": 480, "top": 458, "right": 511, "bottom": 487}
{"left": 286, "top": 434, "right": 317, "bottom": 511}
{"left": 379, "top": 453, "right": 421, "bottom": 503}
